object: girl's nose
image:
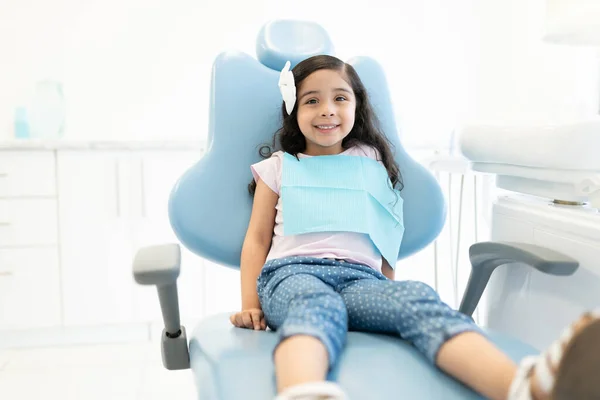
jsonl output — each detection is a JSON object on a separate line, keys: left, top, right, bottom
{"left": 320, "top": 105, "right": 335, "bottom": 117}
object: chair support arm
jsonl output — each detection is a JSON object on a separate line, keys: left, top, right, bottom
{"left": 458, "top": 241, "right": 579, "bottom": 316}
{"left": 132, "top": 243, "right": 190, "bottom": 370}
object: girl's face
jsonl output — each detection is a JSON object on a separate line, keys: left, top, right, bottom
{"left": 296, "top": 69, "right": 356, "bottom": 156}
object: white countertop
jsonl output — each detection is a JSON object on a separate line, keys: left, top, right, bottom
{"left": 0, "top": 139, "right": 207, "bottom": 151}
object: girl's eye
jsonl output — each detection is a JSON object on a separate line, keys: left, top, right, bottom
{"left": 336, "top": 96, "right": 346, "bottom": 101}
{"left": 306, "top": 99, "right": 317, "bottom": 104}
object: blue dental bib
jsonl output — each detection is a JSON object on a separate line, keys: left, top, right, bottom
{"left": 281, "top": 152, "right": 404, "bottom": 265}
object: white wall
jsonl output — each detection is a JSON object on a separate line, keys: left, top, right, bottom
{"left": 458, "top": 0, "right": 600, "bottom": 125}
{"left": 1, "top": 0, "right": 598, "bottom": 145}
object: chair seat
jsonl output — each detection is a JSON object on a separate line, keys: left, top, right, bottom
{"left": 188, "top": 313, "right": 539, "bottom": 400}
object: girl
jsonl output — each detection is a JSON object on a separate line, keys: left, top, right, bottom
{"left": 230, "top": 55, "right": 600, "bottom": 400}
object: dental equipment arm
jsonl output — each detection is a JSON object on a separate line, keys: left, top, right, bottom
{"left": 132, "top": 243, "right": 190, "bottom": 370}
{"left": 459, "top": 242, "right": 579, "bottom": 316}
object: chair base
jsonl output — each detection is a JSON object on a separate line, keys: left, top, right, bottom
{"left": 161, "top": 326, "right": 190, "bottom": 370}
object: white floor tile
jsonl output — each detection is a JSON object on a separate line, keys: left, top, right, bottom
{"left": 0, "top": 366, "right": 144, "bottom": 400}
{"left": 4, "top": 342, "right": 156, "bottom": 371}
{"left": 0, "top": 341, "right": 198, "bottom": 399}
{"left": 138, "top": 365, "right": 197, "bottom": 400}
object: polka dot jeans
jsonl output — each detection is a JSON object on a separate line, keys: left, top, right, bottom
{"left": 257, "top": 256, "right": 484, "bottom": 370}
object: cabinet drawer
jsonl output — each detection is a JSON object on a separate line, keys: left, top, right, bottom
{"left": 0, "top": 199, "right": 58, "bottom": 247}
{"left": 0, "top": 247, "right": 61, "bottom": 330}
{"left": 0, "top": 151, "right": 56, "bottom": 198}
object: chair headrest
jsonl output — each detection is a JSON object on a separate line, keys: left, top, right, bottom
{"left": 256, "top": 19, "right": 335, "bottom": 71}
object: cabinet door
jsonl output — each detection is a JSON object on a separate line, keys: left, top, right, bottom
{"left": 0, "top": 151, "right": 56, "bottom": 198}
{"left": 130, "top": 151, "right": 208, "bottom": 322}
{"left": 0, "top": 248, "right": 61, "bottom": 330}
{"left": 129, "top": 150, "right": 201, "bottom": 242}
{"left": 0, "top": 199, "right": 58, "bottom": 247}
{"left": 57, "top": 151, "right": 136, "bottom": 326}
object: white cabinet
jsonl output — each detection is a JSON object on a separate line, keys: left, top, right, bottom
{"left": 0, "top": 248, "right": 61, "bottom": 330}
{"left": 57, "top": 151, "right": 136, "bottom": 326}
{"left": 0, "top": 150, "right": 62, "bottom": 332}
{"left": 0, "top": 144, "right": 209, "bottom": 340}
{"left": 57, "top": 149, "right": 206, "bottom": 327}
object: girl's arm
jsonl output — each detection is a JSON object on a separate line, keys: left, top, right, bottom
{"left": 381, "top": 257, "right": 395, "bottom": 280}
{"left": 240, "top": 178, "right": 278, "bottom": 310}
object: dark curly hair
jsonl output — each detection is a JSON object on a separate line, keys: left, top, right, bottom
{"left": 248, "top": 54, "right": 403, "bottom": 195}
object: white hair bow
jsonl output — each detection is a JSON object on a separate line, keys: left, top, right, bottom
{"left": 278, "top": 61, "right": 296, "bottom": 115}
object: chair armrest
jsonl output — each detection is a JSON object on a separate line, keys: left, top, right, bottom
{"left": 133, "top": 243, "right": 181, "bottom": 286}
{"left": 132, "top": 243, "right": 190, "bottom": 370}
{"left": 458, "top": 241, "right": 579, "bottom": 316}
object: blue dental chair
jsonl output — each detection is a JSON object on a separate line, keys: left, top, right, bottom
{"left": 133, "top": 19, "right": 579, "bottom": 400}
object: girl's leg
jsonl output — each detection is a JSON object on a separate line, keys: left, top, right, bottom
{"left": 435, "top": 331, "right": 519, "bottom": 400}
{"left": 341, "top": 278, "right": 600, "bottom": 400}
{"left": 433, "top": 309, "right": 600, "bottom": 400}
{"left": 259, "top": 269, "right": 348, "bottom": 397}
{"left": 274, "top": 335, "right": 329, "bottom": 392}
{"left": 340, "top": 278, "right": 513, "bottom": 397}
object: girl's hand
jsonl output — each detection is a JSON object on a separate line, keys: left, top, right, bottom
{"left": 230, "top": 308, "right": 267, "bottom": 330}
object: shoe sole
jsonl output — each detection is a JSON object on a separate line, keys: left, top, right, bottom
{"left": 552, "top": 317, "right": 600, "bottom": 400}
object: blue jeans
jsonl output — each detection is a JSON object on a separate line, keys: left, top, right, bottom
{"left": 257, "top": 256, "right": 484, "bottom": 370}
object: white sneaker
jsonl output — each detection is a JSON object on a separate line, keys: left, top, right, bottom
{"left": 508, "top": 310, "right": 600, "bottom": 400}
{"left": 507, "top": 356, "right": 536, "bottom": 400}
{"left": 274, "top": 381, "right": 347, "bottom": 400}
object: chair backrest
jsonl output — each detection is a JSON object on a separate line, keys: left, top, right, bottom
{"left": 169, "top": 19, "right": 446, "bottom": 268}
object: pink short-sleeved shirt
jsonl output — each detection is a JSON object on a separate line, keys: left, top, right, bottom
{"left": 250, "top": 144, "right": 386, "bottom": 272}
